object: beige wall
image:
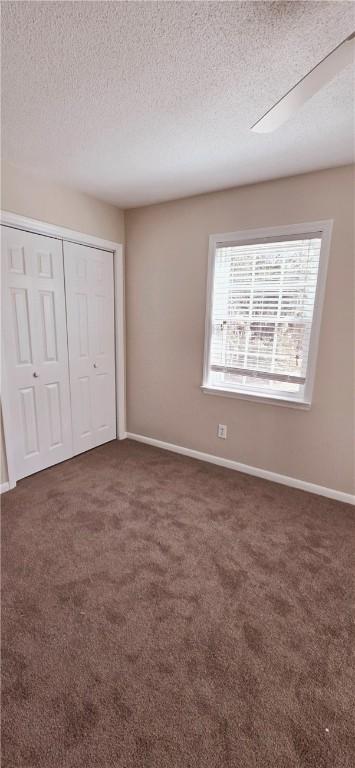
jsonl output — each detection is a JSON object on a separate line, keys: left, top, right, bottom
{"left": 1, "top": 162, "right": 124, "bottom": 485}
{"left": 126, "top": 165, "right": 354, "bottom": 494}
{"left": 2, "top": 163, "right": 354, "bottom": 494}
{"left": 1, "top": 162, "right": 125, "bottom": 243}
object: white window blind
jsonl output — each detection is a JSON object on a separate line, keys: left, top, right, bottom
{"left": 205, "top": 233, "right": 323, "bottom": 401}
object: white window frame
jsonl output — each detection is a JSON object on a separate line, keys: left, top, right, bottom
{"left": 202, "top": 220, "right": 333, "bottom": 409}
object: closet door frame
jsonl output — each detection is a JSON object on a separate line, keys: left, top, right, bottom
{"left": 1, "top": 210, "right": 125, "bottom": 491}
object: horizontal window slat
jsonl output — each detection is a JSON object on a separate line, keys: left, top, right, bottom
{"left": 210, "top": 364, "right": 306, "bottom": 384}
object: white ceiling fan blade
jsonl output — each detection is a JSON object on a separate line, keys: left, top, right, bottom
{"left": 251, "top": 33, "right": 355, "bottom": 133}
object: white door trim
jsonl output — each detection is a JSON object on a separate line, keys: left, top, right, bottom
{"left": 1, "top": 210, "right": 126, "bottom": 491}
{"left": 0, "top": 211, "right": 120, "bottom": 252}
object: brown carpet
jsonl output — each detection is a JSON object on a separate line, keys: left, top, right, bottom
{"left": 2, "top": 439, "right": 354, "bottom": 768}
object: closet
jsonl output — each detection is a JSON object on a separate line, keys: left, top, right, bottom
{"left": 1, "top": 225, "right": 116, "bottom": 481}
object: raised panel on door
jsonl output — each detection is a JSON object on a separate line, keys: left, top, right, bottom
{"left": 77, "top": 293, "right": 90, "bottom": 358}
{"left": 39, "top": 290, "right": 58, "bottom": 361}
{"left": 78, "top": 376, "right": 93, "bottom": 438}
{"left": 64, "top": 241, "right": 116, "bottom": 455}
{"left": 19, "top": 386, "right": 40, "bottom": 458}
{"left": 45, "top": 382, "right": 63, "bottom": 448}
{"left": 8, "top": 244, "right": 26, "bottom": 275}
{"left": 93, "top": 373, "right": 110, "bottom": 432}
{"left": 2, "top": 226, "right": 73, "bottom": 479}
{"left": 11, "top": 287, "right": 33, "bottom": 365}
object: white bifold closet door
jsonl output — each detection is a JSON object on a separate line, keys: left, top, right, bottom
{"left": 63, "top": 241, "right": 116, "bottom": 455}
{"left": 2, "top": 227, "right": 72, "bottom": 479}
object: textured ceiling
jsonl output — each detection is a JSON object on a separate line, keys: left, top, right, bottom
{"left": 1, "top": 1, "right": 354, "bottom": 208}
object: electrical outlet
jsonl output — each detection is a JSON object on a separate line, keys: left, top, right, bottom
{"left": 217, "top": 424, "right": 227, "bottom": 439}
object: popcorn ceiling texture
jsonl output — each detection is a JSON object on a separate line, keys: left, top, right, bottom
{"left": 1, "top": 1, "right": 354, "bottom": 207}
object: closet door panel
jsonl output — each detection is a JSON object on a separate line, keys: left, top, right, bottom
{"left": 64, "top": 241, "right": 116, "bottom": 455}
{"left": 34, "top": 245, "right": 73, "bottom": 462}
{"left": 63, "top": 246, "right": 95, "bottom": 454}
{"left": 90, "top": 252, "right": 116, "bottom": 444}
{"left": 2, "top": 227, "right": 72, "bottom": 479}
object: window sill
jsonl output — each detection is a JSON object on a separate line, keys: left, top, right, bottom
{"left": 201, "top": 385, "right": 311, "bottom": 410}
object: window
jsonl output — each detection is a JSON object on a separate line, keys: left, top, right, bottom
{"left": 202, "top": 222, "right": 332, "bottom": 407}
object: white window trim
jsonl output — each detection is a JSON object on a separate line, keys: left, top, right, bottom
{"left": 202, "top": 220, "right": 333, "bottom": 408}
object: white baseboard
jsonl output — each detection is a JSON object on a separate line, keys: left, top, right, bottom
{"left": 126, "top": 432, "right": 355, "bottom": 506}
{"left": 0, "top": 481, "right": 10, "bottom": 494}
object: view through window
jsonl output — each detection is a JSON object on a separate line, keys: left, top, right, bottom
{"left": 205, "top": 233, "right": 323, "bottom": 402}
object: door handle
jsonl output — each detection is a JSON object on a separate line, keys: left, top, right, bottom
{"left": 33, "top": 372, "right": 39, "bottom": 378}
{"left": 93, "top": 363, "right": 98, "bottom": 369}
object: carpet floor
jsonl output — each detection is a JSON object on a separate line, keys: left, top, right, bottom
{"left": 1, "top": 439, "right": 354, "bottom": 768}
